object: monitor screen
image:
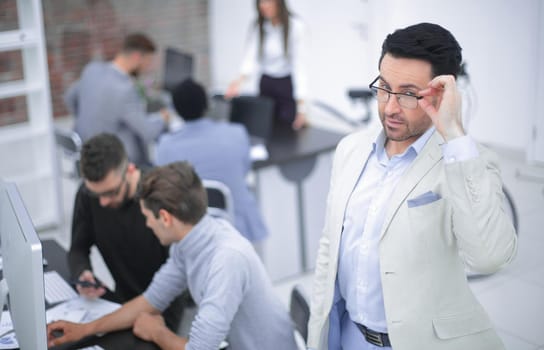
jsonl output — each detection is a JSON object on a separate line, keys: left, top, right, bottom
{"left": 163, "top": 47, "right": 194, "bottom": 93}
{"left": 0, "top": 181, "right": 47, "bottom": 350}
{"left": 230, "top": 96, "right": 275, "bottom": 141}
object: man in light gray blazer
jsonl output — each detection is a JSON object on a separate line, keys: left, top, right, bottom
{"left": 64, "top": 33, "right": 169, "bottom": 167}
{"left": 155, "top": 79, "right": 268, "bottom": 243}
{"left": 308, "top": 23, "right": 517, "bottom": 350}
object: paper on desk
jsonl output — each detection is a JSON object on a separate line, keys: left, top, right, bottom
{"left": 250, "top": 143, "right": 269, "bottom": 161}
{"left": 0, "top": 311, "right": 17, "bottom": 349}
{"left": 46, "top": 296, "right": 121, "bottom": 324}
{"left": 46, "top": 300, "right": 88, "bottom": 323}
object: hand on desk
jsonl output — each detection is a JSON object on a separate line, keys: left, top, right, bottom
{"left": 292, "top": 112, "right": 308, "bottom": 130}
{"left": 160, "top": 108, "right": 171, "bottom": 124}
{"left": 76, "top": 270, "right": 106, "bottom": 299}
{"left": 47, "top": 320, "right": 89, "bottom": 347}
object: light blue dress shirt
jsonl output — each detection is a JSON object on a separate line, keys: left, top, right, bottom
{"left": 334, "top": 127, "right": 479, "bottom": 349}
{"left": 155, "top": 118, "right": 268, "bottom": 242}
{"left": 144, "top": 215, "right": 297, "bottom": 350}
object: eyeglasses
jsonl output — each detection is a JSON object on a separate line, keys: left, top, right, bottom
{"left": 368, "top": 76, "right": 423, "bottom": 109}
{"left": 85, "top": 168, "right": 127, "bottom": 198}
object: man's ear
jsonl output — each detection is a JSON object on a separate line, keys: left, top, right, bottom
{"left": 158, "top": 208, "right": 173, "bottom": 226}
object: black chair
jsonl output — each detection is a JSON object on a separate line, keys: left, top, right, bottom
{"left": 202, "top": 179, "right": 234, "bottom": 224}
{"left": 54, "top": 127, "right": 82, "bottom": 179}
{"left": 290, "top": 285, "right": 310, "bottom": 348}
{"left": 229, "top": 96, "right": 275, "bottom": 141}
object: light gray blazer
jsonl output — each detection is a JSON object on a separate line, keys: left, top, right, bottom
{"left": 308, "top": 129, "right": 517, "bottom": 350}
{"left": 65, "top": 61, "right": 165, "bottom": 166}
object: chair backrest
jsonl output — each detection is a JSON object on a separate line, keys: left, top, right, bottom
{"left": 229, "top": 96, "right": 275, "bottom": 141}
{"left": 202, "top": 179, "right": 235, "bottom": 224}
{"left": 290, "top": 285, "right": 310, "bottom": 347}
{"left": 54, "top": 127, "right": 82, "bottom": 179}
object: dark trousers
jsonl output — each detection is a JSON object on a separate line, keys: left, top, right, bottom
{"left": 259, "top": 74, "right": 296, "bottom": 125}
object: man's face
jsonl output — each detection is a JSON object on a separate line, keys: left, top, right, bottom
{"left": 84, "top": 168, "right": 129, "bottom": 209}
{"left": 377, "top": 54, "right": 434, "bottom": 147}
{"left": 129, "top": 52, "right": 155, "bottom": 77}
{"left": 139, "top": 202, "right": 171, "bottom": 246}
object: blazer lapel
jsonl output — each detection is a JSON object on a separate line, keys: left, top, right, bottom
{"left": 334, "top": 137, "right": 374, "bottom": 235}
{"left": 379, "top": 131, "right": 444, "bottom": 240}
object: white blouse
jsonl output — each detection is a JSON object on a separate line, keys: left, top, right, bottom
{"left": 239, "top": 16, "right": 308, "bottom": 100}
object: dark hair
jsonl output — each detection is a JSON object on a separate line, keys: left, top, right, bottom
{"left": 379, "top": 23, "right": 463, "bottom": 78}
{"left": 172, "top": 79, "right": 208, "bottom": 121}
{"left": 255, "top": 0, "right": 291, "bottom": 57}
{"left": 122, "top": 33, "right": 156, "bottom": 54}
{"left": 138, "top": 161, "right": 207, "bottom": 225}
{"left": 80, "top": 133, "right": 127, "bottom": 182}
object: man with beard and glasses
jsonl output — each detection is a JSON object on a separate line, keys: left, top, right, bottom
{"left": 308, "top": 23, "right": 517, "bottom": 350}
{"left": 65, "top": 33, "right": 170, "bottom": 167}
{"left": 68, "top": 133, "right": 184, "bottom": 331}
{"left": 49, "top": 161, "right": 297, "bottom": 350}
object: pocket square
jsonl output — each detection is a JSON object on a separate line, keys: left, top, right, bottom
{"left": 407, "top": 191, "right": 441, "bottom": 208}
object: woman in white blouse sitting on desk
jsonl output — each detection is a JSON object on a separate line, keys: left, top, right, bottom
{"left": 225, "top": 0, "right": 308, "bottom": 130}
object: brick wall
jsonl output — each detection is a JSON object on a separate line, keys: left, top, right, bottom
{"left": 0, "top": 0, "right": 209, "bottom": 125}
{"left": 0, "top": 0, "right": 27, "bottom": 127}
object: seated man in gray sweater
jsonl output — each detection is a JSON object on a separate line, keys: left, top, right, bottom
{"left": 47, "top": 161, "right": 298, "bottom": 350}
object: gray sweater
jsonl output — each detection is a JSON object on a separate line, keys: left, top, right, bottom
{"left": 143, "top": 215, "right": 297, "bottom": 350}
{"left": 65, "top": 61, "right": 165, "bottom": 166}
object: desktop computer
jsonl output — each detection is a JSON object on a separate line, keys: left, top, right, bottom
{"left": 146, "top": 47, "right": 194, "bottom": 113}
{"left": 163, "top": 47, "right": 194, "bottom": 94}
{"left": 0, "top": 180, "right": 48, "bottom": 349}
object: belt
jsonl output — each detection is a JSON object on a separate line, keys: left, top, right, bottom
{"left": 355, "top": 322, "right": 391, "bottom": 347}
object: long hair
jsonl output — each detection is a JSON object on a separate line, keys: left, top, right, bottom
{"left": 255, "top": 0, "right": 291, "bottom": 58}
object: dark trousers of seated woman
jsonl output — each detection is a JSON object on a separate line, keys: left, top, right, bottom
{"left": 259, "top": 74, "right": 297, "bottom": 126}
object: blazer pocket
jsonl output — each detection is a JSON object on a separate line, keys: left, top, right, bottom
{"left": 407, "top": 191, "right": 442, "bottom": 208}
{"left": 432, "top": 310, "right": 493, "bottom": 339}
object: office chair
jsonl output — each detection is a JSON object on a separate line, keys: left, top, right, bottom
{"left": 290, "top": 284, "right": 310, "bottom": 349}
{"left": 229, "top": 96, "right": 275, "bottom": 141}
{"left": 54, "top": 127, "right": 82, "bottom": 179}
{"left": 202, "top": 179, "right": 235, "bottom": 224}
{"left": 309, "top": 87, "right": 374, "bottom": 131}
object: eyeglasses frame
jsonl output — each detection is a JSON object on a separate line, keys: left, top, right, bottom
{"left": 368, "top": 76, "right": 424, "bottom": 109}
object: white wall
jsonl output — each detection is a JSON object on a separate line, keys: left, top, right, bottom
{"left": 529, "top": 0, "right": 544, "bottom": 163}
{"left": 209, "top": 0, "right": 541, "bottom": 152}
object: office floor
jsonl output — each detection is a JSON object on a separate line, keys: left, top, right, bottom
{"left": 46, "top": 144, "right": 544, "bottom": 350}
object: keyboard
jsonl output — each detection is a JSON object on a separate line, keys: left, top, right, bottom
{"left": 44, "top": 271, "right": 78, "bottom": 304}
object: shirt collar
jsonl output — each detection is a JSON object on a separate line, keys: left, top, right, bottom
{"left": 373, "top": 126, "right": 436, "bottom": 164}
{"left": 175, "top": 214, "right": 214, "bottom": 260}
{"left": 111, "top": 62, "right": 129, "bottom": 77}
{"left": 263, "top": 20, "right": 282, "bottom": 32}
{"left": 183, "top": 117, "right": 211, "bottom": 127}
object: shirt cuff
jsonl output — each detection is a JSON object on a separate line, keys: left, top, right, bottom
{"left": 440, "top": 135, "right": 479, "bottom": 164}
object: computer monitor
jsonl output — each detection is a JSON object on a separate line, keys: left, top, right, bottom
{"left": 0, "top": 181, "right": 47, "bottom": 350}
{"left": 229, "top": 96, "right": 275, "bottom": 142}
{"left": 163, "top": 47, "right": 194, "bottom": 93}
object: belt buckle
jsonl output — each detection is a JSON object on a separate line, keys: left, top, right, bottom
{"left": 364, "top": 328, "right": 384, "bottom": 347}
